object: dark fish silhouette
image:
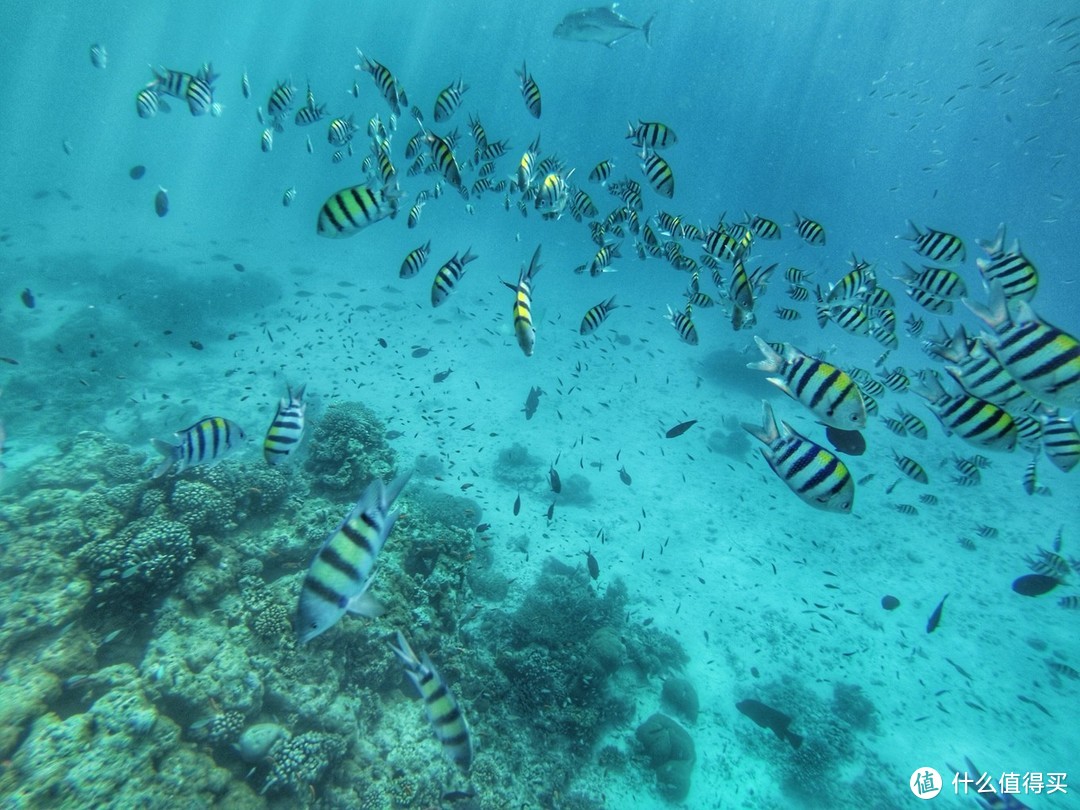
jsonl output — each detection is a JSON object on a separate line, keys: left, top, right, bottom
{"left": 513, "top": 493, "right": 521, "bottom": 516}
{"left": 523, "top": 386, "right": 543, "bottom": 419}
{"left": 665, "top": 419, "right": 697, "bottom": 438}
{"left": 824, "top": 426, "right": 866, "bottom": 456}
{"left": 736, "top": 699, "right": 803, "bottom": 749}
{"left": 1012, "top": 574, "right": 1060, "bottom": 597}
{"left": 433, "top": 367, "right": 453, "bottom": 383}
{"left": 619, "top": 466, "right": 632, "bottom": 485}
{"left": 584, "top": 549, "right": 599, "bottom": 579}
{"left": 881, "top": 595, "right": 900, "bottom": 610}
{"left": 549, "top": 467, "right": 562, "bottom": 493}
{"left": 926, "top": 593, "right": 948, "bottom": 633}
{"left": 129, "top": 164, "right": 146, "bottom": 180}
{"left": 154, "top": 186, "right": 169, "bottom": 217}
{"left": 20, "top": 289, "right": 35, "bottom": 308}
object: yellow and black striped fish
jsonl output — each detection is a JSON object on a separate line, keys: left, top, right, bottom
{"left": 295, "top": 101, "right": 327, "bottom": 127}
{"left": 626, "top": 120, "right": 677, "bottom": 149}
{"left": 641, "top": 149, "right": 674, "bottom": 198}
{"left": 1041, "top": 415, "right": 1079, "bottom": 472}
{"left": 399, "top": 241, "right": 431, "bottom": 279}
{"left": 897, "top": 263, "right": 967, "bottom": 300}
{"left": 965, "top": 282, "right": 1080, "bottom": 409}
{"left": 793, "top": 212, "right": 826, "bottom": 246}
{"left": 327, "top": 115, "right": 357, "bottom": 146}
{"left": 266, "top": 79, "right": 296, "bottom": 120}
{"left": 905, "top": 220, "right": 965, "bottom": 264}
{"left": 666, "top": 305, "right": 698, "bottom": 345}
{"left": 316, "top": 183, "right": 401, "bottom": 238}
{"left": 356, "top": 50, "right": 407, "bottom": 115}
{"left": 431, "top": 249, "right": 479, "bottom": 307}
{"left": 742, "top": 401, "right": 854, "bottom": 513}
{"left": 893, "top": 451, "right": 929, "bottom": 483}
{"left": 748, "top": 337, "right": 867, "bottom": 430}
{"left": 433, "top": 78, "right": 468, "bottom": 122}
{"left": 389, "top": 631, "right": 473, "bottom": 771}
{"left": 152, "top": 416, "right": 246, "bottom": 478}
{"left": 976, "top": 224, "right": 1038, "bottom": 303}
{"left": 896, "top": 406, "right": 928, "bottom": 439}
{"left": 911, "top": 370, "right": 1018, "bottom": 452}
{"left": 580, "top": 296, "right": 619, "bottom": 335}
{"left": 589, "top": 159, "right": 615, "bottom": 184}
{"left": 296, "top": 472, "right": 411, "bottom": 644}
{"left": 503, "top": 245, "right": 542, "bottom": 356}
{"left": 589, "top": 242, "right": 621, "bottom": 276}
{"left": 263, "top": 384, "right": 306, "bottom": 465}
{"left": 425, "top": 131, "right": 463, "bottom": 189}
{"left": 745, "top": 213, "right": 781, "bottom": 240}
{"left": 516, "top": 61, "right": 542, "bottom": 118}
{"left": 407, "top": 199, "right": 424, "bottom": 229}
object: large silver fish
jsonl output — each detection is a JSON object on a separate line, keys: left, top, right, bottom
{"left": 553, "top": 5, "right": 655, "bottom": 47}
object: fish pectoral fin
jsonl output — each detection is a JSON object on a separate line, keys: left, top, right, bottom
{"left": 345, "top": 590, "right": 385, "bottom": 618}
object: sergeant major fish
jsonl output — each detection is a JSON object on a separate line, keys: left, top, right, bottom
{"left": 263, "top": 384, "right": 306, "bottom": 465}
{"left": 296, "top": 471, "right": 411, "bottom": 644}
{"left": 503, "top": 245, "right": 542, "bottom": 356}
{"left": 152, "top": 416, "right": 245, "bottom": 478}
{"left": 742, "top": 401, "right": 854, "bottom": 513}
{"left": 389, "top": 631, "right": 473, "bottom": 771}
{"left": 553, "top": 5, "right": 655, "bottom": 47}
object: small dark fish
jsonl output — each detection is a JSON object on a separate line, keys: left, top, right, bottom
{"left": 881, "top": 595, "right": 900, "bottom": 611}
{"left": 926, "top": 593, "right": 948, "bottom": 633}
{"left": 513, "top": 493, "right": 521, "bottom": 516}
{"left": 665, "top": 419, "right": 697, "bottom": 438}
{"left": 549, "top": 467, "right": 562, "bottom": 493}
{"left": 546, "top": 501, "right": 555, "bottom": 520}
{"left": 154, "top": 186, "right": 169, "bottom": 217}
{"left": 190, "top": 340, "right": 203, "bottom": 350}
{"left": 0, "top": 357, "right": 18, "bottom": 365}
{"left": 475, "top": 523, "right": 490, "bottom": 533}
{"left": 129, "top": 165, "right": 146, "bottom": 180}
{"left": 377, "top": 337, "right": 388, "bottom": 348}
{"left": 433, "top": 367, "right": 453, "bottom": 383}
{"left": 585, "top": 549, "right": 599, "bottom": 579}
{"left": 523, "top": 385, "right": 543, "bottom": 419}
{"left": 20, "top": 288, "right": 35, "bottom": 308}
{"left": 824, "top": 426, "right": 866, "bottom": 456}
{"left": 736, "top": 699, "right": 803, "bottom": 749}
{"left": 1012, "top": 573, "right": 1060, "bottom": 596}
{"left": 411, "top": 346, "right": 432, "bottom": 358}
{"left": 233, "top": 263, "right": 245, "bottom": 272}
{"left": 385, "top": 430, "right": 404, "bottom": 440}
{"left": 618, "top": 466, "right": 632, "bottom": 485}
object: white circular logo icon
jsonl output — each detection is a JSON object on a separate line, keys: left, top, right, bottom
{"left": 910, "top": 767, "right": 942, "bottom": 799}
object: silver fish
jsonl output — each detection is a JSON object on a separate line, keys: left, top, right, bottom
{"left": 554, "top": 5, "right": 656, "bottom": 47}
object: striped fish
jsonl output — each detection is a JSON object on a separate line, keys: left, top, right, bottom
{"left": 569, "top": 189, "right": 598, "bottom": 221}
{"left": 905, "top": 286, "right": 954, "bottom": 314}
{"left": 296, "top": 471, "right": 411, "bottom": 644}
{"left": 775, "top": 306, "right": 801, "bottom": 321}
{"left": 828, "top": 305, "right": 871, "bottom": 336}
{"left": 316, "top": 183, "right": 401, "bottom": 238}
{"left": 135, "top": 87, "right": 168, "bottom": 118}
{"left": 748, "top": 337, "right": 867, "bottom": 430}
{"left": 516, "top": 61, "right": 542, "bottom": 118}
{"left": 433, "top": 78, "right": 468, "bottom": 122}
{"left": 881, "top": 416, "right": 907, "bottom": 436}
{"left": 151, "top": 67, "right": 195, "bottom": 100}
{"left": 911, "top": 370, "right": 1018, "bottom": 452}
{"left": 356, "top": 50, "right": 407, "bottom": 114}
{"left": 1041, "top": 415, "right": 1080, "bottom": 472}
{"left": 266, "top": 80, "right": 296, "bottom": 120}
{"left": 1022, "top": 455, "right": 1039, "bottom": 495}
{"left": 742, "top": 401, "right": 855, "bottom": 513}
{"left": 185, "top": 73, "right": 215, "bottom": 116}
{"left": 976, "top": 224, "right": 1038, "bottom": 303}
{"left": 626, "top": 120, "right": 677, "bottom": 149}
{"left": 263, "top": 384, "right": 306, "bottom": 465}
{"left": 152, "top": 416, "right": 245, "bottom": 478}
{"left": 666, "top": 305, "right": 698, "bottom": 345}
{"left": 878, "top": 367, "right": 910, "bottom": 393}
{"left": 965, "top": 282, "right": 1080, "bottom": 409}
{"left": 893, "top": 451, "right": 929, "bottom": 483}
{"left": 295, "top": 102, "right": 327, "bottom": 127}
{"left": 904, "top": 221, "right": 965, "bottom": 263}
{"left": 400, "top": 241, "right": 431, "bottom": 279}
{"left": 425, "top": 131, "right": 463, "bottom": 189}
{"left": 431, "top": 249, "right": 479, "bottom": 307}
{"left": 897, "top": 263, "right": 967, "bottom": 300}
{"left": 503, "top": 245, "right": 542, "bottom": 356}
{"left": 729, "top": 260, "right": 754, "bottom": 312}
{"left": 580, "top": 296, "right": 619, "bottom": 335}
{"left": 327, "top": 115, "right": 356, "bottom": 145}
{"left": 641, "top": 149, "right": 674, "bottom": 198}
{"left": 905, "top": 314, "right": 924, "bottom": 337}
{"left": 589, "top": 159, "right": 615, "bottom": 184}
{"left": 589, "top": 242, "right": 620, "bottom": 276}
{"left": 407, "top": 199, "right": 425, "bottom": 229}
{"left": 745, "top": 213, "right": 781, "bottom": 240}
{"left": 389, "top": 631, "right": 473, "bottom": 771}
{"left": 793, "top": 212, "right": 825, "bottom": 246}
{"left": 1012, "top": 414, "right": 1042, "bottom": 452}
{"left": 896, "top": 406, "right": 928, "bottom": 439}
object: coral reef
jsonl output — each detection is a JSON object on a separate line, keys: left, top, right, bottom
{"left": 304, "top": 401, "right": 395, "bottom": 496}
{"left": 661, "top": 676, "right": 700, "bottom": 724}
{"left": 492, "top": 441, "right": 543, "bottom": 488}
{"left": 634, "top": 712, "right": 696, "bottom": 801}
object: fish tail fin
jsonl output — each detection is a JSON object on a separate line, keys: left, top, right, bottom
{"left": 903, "top": 219, "right": 922, "bottom": 241}
{"left": 151, "top": 438, "right": 177, "bottom": 478}
{"left": 746, "top": 335, "right": 781, "bottom": 372}
{"left": 642, "top": 13, "right": 656, "bottom": 47}
{"left": 911, "top": 369, "right": 946, "bottom": 403}
{"left": 962, "top": 281, "right": 1009, "bottom": 331}
{"left": 742, "top": 400, "right": 780, "bottom": 445}
{"left": 976, "top": 222, "right": 1006, "bottom": 256}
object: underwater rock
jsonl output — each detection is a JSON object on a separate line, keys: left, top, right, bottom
{"left": 635, "top": 712, "right": 696, "bottom": 801}
{"left": 304, "top": 401, "right": 395, "bottom": 495}
{"left": 78, "top": 515, "right": 195, "bottom": 602}
{"left": 169, "top": 479, "right": 234, "bottom": 533}
{"left": 234, "top": 722, "right": 287, "bottom": 762}
{"left": 589, "top": 627, "right": 626, "bottom": 675}
{"left": 493, "top": 441, "right": 543, "bottom": 487}
{"left": 662, "top": 676, "right": 700, "bottom": 723}
{"left": 558, "top": 473, "right": 594, "bottom": 506}
{"left": 261, "top": 731, "right": 346, "bottom": 795}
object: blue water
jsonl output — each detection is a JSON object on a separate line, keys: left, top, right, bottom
{"left": 0, "top": 1, "right": 1078, "bottom": 808}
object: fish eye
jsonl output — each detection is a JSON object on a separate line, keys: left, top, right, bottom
{"left": 850, "top": 413, "right": 859, "bottom": 422}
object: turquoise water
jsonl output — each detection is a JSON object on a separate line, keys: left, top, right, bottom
{"left": 0, "top": 1, "right": 1078, "bottom": 808}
